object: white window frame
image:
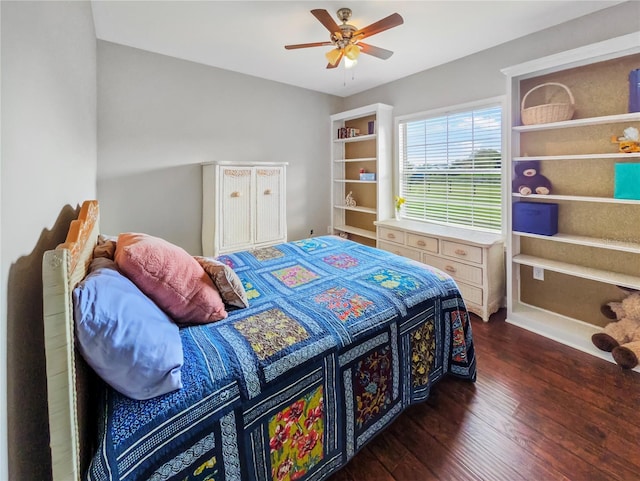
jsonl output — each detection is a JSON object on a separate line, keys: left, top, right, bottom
{"left": 394, "top": 96, "right": 506, "bottom": 233}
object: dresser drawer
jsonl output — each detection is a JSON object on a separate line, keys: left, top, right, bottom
{"left": 378, "top": 241, "right": 422, "bottom": 261}
{"left": 456, "top": 281, "right": 483, "bottom": 306}
{"left": 441, "top": 240, "right": 483, "bottom": 264}
{"left": 374, "top": 221, "right": 503, "bottom": 321}
{"left": 406, "top": 233, "right": 438, "bottom": 253}
{"left": 423, "top": 253, "right": 483, "bottom": 285}
{"left": 378, "top": 227, "right": 404, "bottom": 245}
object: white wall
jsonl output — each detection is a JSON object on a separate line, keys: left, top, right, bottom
{"left": 0, "top": 1, "right": 97, "bottom": 479}
{"left": 97, "top": 41, "right": 342, "bottom": 254}
{"left": 343, "top": 1, "right": 640, "bottom": 116}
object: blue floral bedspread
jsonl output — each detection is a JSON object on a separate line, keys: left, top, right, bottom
{"left": 87, "top": 236, "right": 476, "bottom": 481}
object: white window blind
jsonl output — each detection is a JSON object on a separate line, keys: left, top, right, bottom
{"left": 398, "top": 103, "right": 502, "bottom": 231}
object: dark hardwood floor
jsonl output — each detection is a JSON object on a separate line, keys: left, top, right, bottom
{"left": 329, "top": 309, "right": 640, "bottom": 481}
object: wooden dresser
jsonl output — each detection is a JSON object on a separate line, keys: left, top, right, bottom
{"left": 376, "top": 219, "right": 505, "bottom": 321}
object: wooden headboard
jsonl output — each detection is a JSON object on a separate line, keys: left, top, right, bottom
{"left": 42, "top": 200, "right": 100, "bottom": 481}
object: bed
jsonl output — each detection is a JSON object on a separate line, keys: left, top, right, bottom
{"left": 42, "top": 200, "right": 476, "bottom": 481}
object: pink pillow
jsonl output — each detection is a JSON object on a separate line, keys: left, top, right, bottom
{"left": 115, "top": 233, "right": 227, "bottom": 325}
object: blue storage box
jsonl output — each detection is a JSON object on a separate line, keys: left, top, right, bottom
{"left": 513, "top": 202, "right": 558, "bottom": 236}
{"left": 630, "top": 68, "right": 640, "bottom": 113}
{"left": 614, "top": 163, "right": 640, "bottom": 200}
{"left": 359, "top": 172, "right": 376, "bottom": 181}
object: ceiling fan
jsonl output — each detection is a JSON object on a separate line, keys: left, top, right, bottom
{"left": 285, "top": 7, "right": 404, "bottom": 69}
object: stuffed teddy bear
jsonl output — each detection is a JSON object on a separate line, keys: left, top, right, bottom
{"left": 512, "top": 160, "right": 551, "bottom": 195}
{"left": 592, "top": 288, "right": 640, "bottom": 369}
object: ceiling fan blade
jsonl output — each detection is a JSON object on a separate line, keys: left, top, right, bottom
{"left": 311, "top": 9, "right": 341, "bottom": 34}
{"left": 358, "top": 42, "right": 394, "bottom": 60}
{"left": 285, "top": 41, "right": 333, "bottom": 50}
{"left": 326, "top": 51, "right": 344, "bottom": 69}
{"left": 354, "top": 13, "right": 404, "bottom": 40}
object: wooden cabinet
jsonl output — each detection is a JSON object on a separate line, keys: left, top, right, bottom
{"left": 202, "top": 162, "right": 287, "bottom": 257}
{"left": 376, "top": 219, "right": 505, "bottom": 321}
{"left": 502, "top": 32, "right": 640, "bottom": 366}
{"left": 330, "top": 103, "right": 393, "bottom": 247}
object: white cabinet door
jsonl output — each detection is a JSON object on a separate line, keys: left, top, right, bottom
{"left": 220, "top": 166, "right": 253, "bottom": 251}
{"left": 203, "top": 162, "right": 287, "bottom": 256}
{"left": 255, "top": 166, "right": 285, "bottom": 244}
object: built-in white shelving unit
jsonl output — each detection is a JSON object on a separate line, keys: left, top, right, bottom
{"left": 502, "top": 32, "right": 640, "bottom": 370}
{"left": 330, "top": 103, "right": 393, "bottom": 246}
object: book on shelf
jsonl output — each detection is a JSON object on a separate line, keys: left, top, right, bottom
{"left": 337, "top": 127, "right": 361, "bottom": 139}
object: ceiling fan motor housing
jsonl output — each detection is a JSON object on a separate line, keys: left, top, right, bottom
{"left": 336, "top": 8, "right": 352, "bottom": 22}
{"left": 331, "top": 9, "right": 358, "bottom": 48}
{"left": 332, "top": 24, "right": 357, "bottom": 47}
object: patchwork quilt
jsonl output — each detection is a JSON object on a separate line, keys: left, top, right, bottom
{"left": 87, "top": 236, "right": 476, "bottom": 481}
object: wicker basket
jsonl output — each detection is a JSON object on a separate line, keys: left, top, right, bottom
{"left": 521, "top": 82, "right": 575, "bottom": 125}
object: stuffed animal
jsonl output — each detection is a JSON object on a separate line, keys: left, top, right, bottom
{"left": 592, "top": 288, "right": 640, "bottom": 369}
{"left": 611, "top": 126, "right": 640, "bottom": 153}
{"left": 512, "top": 160, "right": 551, "bottom": 195}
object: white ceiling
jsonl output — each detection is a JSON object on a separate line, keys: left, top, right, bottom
{"left": 91, "top": 0, "right": 625, "bottom": 97}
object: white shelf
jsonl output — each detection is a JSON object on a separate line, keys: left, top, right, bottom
{"left": 512, "top": 193, "right": 640, "bottom": 205}
{"left": 507, "top": 302, "right": 640, "bottom": 373}
{"left": 333, "top": 133, "right": 377, "bottom": 143}
{"left": 330, "top": 103, "right": 393, "bottom": 246}
{"left": 512, "top": 254, "right": 640, "bottom": 290}
{"left": 334, "top": 225, "right": 377, "bottom": 240}
{"left": 512, "top": 112, "right": 640, "bottom": 132}
{"left": 334, "top": 179, "right": 377, "bottom": 184}
{"left": 513, "top": 152, "right": 640, "bottom": 161}
{"left": 333, "top": 205, "right": 377, "bottom": 214}
{"left": 514, "top": 231, "right": 640, "bottom": 254}
{"left": 334, "top": 157, "right": 377, "bottom": 163}
{"left": 504, "top": 33, "right": 640, "bottom": 368}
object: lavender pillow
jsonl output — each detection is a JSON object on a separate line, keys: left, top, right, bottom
{"left": 73, "top": 259, "right": 183, "bottom": 400}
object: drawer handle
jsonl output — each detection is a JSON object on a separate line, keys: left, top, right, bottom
{"left": 231, "top": 191, "right": 241, "bottom": 197}
{"left": 264, "top": 189, "right": 272, "bottom": 195}
{"left": 454, "top": 249, "right": 467, "bottom": 256}
{"left": 387, "top": 233, "right": 396, "bottom": 239}
{"left": 445, "top": 265, "right": 456, "bottom": 273}
{"left": 417, "top": 240, "right": 426, "bottom": 247}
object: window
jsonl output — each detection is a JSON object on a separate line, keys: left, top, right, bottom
{"left": 397, "top": 99, "right": 503, "bottom": 232}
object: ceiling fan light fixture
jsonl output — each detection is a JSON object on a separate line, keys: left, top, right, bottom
{"left": 344, "top": 43, "right": 360, "bottom": 61}
{"left": 285, "top": 8, "right": 403, "bottom": 69}
{"left": 325, "top": 48, "right": 342, "bottom": 65}
{"left": 344, "top": 56, "right": 358, "bottom": 69}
